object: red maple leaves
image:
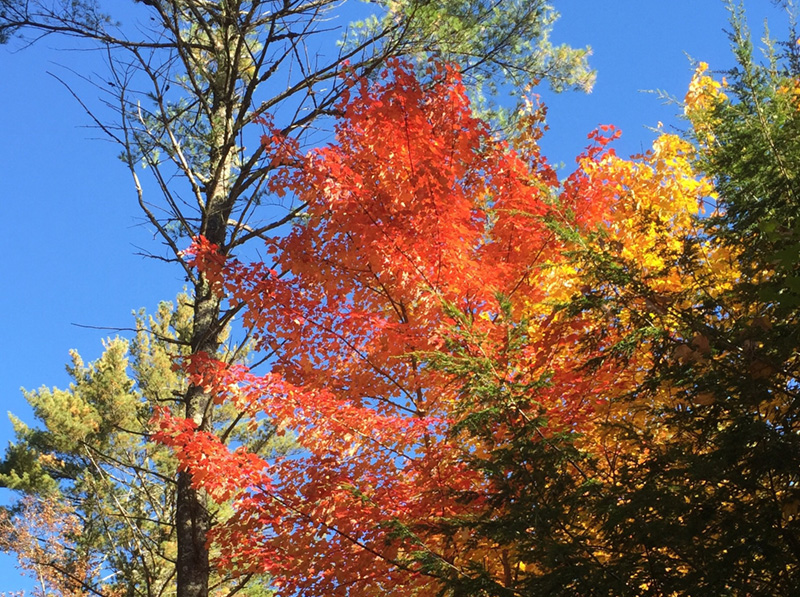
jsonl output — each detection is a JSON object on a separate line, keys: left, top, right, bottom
{"left": 154, "top": 60, "right": 629, "bottom": 595}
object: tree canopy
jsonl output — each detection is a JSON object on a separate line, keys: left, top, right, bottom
{"left": 152, "top": 9, "right": 800, "bottom": 596}
{"left": 4, "top": 2, "right": 800, "bottom": 596}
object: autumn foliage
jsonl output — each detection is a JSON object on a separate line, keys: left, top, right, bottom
{"left": 2, "top": 9, "right": 798, "bottom": 593}
{"left": 144, "top": 54, "right": 766, "bottom": 596}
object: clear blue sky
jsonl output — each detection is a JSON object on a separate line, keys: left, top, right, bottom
{"left": 0, "top": 1, "right": 793, "bottom": 592}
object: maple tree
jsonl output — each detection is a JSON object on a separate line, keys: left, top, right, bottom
{"left": 155, "top": 60, "right": 555, "bottom": 595}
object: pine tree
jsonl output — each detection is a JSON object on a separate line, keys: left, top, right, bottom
{"left": 1, "top": 296, "right": 289, "bottom": 596}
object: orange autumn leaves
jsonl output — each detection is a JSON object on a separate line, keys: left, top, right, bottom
{"left": 157, "top": 61, "right": 720, "bottom": 595}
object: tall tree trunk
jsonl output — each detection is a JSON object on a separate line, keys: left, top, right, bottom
{"left": 176, "top": 10, "right": 238, "bottom": 589}
{"left": 176, "top": 465, "right": 210, "bottom": 596}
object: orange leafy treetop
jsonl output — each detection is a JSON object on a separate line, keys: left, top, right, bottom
{"left": 154, "top": 60, "right": 712, "bottom": 595}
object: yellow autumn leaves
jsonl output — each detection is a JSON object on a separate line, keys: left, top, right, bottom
{"left": 685, "top": 62, "right": 728, "bottom": 116}
{"left": 512, "top": 58, "right": 744, "bottom": 460}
